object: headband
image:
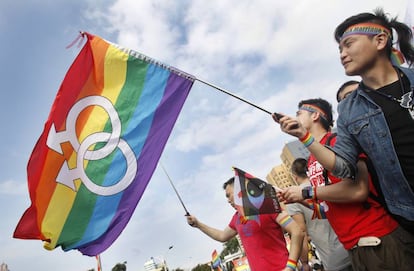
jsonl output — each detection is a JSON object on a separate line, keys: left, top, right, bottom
{"left": 340, "top": 22, "right": 405, "bottom": 65}
{"left": 341, "top": 22, "right": 391, "bottom": 40}
{"left": 299, "top": 104, "right": 329, "bottom": 122}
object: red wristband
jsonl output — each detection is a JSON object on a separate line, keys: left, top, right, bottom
{"left": 299, "top": 131, "right": 310, "bottom": 142}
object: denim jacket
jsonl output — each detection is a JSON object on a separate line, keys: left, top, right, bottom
{"left": 333, "top": 66, "right": 414, "bottom": 221}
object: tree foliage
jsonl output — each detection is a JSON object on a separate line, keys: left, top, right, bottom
{"left": 191, "top": 263, "right": 211, "bottom": 271}
{"left": 222, "top": 236, "right": 241, "bottom": 256}
{"left": 112, "top": 262, "right": 127, "bottom": 271}
{"left": 220, "top": 236, "right": 242, "bottom": 271}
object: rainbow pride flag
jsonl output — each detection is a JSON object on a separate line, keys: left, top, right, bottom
{"left": 211, "top": 249, "right": 221, "bottom": 269}
{"left": 13, "top": 32, "right": 194, "bottom": 256}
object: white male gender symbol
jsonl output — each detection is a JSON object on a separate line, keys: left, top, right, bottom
{"left": 46, "top": 95, "right": 137, "bottom": 196}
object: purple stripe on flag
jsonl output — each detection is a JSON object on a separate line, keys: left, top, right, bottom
{"left": 79, "top": 72, "right": 193, "bottom": 255}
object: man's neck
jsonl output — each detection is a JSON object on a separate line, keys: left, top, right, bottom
{"left": 361, "top": 61, "right": 398, "bottom": 90}
{"left": 296, "top": 177, "right": 308, "bottom": 185}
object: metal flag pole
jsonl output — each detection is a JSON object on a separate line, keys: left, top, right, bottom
{"left": 160, "top": 163, "right": 191, "bottom": 216}
{"left": 195, "top": 77, "right": 272, "bottom": 115}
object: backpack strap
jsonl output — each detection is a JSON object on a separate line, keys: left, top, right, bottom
{"left": 322, "top": 133, "right": 379, "bottom": 209}
{"left": 362, "top": 156, "right": 386, "bottom": 209}
{"left": 322, "top": 133, "right": 337, "bottom": 185}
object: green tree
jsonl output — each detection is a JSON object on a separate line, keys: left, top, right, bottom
{"left": 222, "top": 236, "right": 241, "bottom": 256}
{"left": 191, "top": 263, "right": 211, "bottom": 271}
{"left": 111, "top": 262, "right": 127, "bottom": 271}
{"left": 172, "top": 269, "right": 184, "bottom": 271}
{"left": 221, "top": 237, "right": 241, "bottom": 271}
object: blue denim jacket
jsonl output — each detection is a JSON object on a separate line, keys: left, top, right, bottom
{"left": 333, "top": 66, "right": 414, "bottom": 221}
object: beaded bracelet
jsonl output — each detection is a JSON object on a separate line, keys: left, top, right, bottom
{"left": 286, "top": 259, "right": 297, "bottom": 270}
{"left": 299, "top": 131, "right": 315, "bottom": 147}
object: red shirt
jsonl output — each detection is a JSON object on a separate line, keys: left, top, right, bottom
{"left": 229, "top": 213, "right": 288, "bottom": 271}
{"left": 307, "top": 133, "right": 398, "bottom": 249}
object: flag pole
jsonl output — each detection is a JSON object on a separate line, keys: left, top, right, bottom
{"left": 160, "top": 163, "right": 191, "bottom": 216}
{"left": 96, "top": 254, "right": 102, "bottom": 271}
{"left": 195, "top": 78, "right": 272, "bottom": 115}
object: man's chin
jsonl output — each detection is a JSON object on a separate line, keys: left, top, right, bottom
{"left": 344, "top": 66, "right": 359, "bottom": 76}
{"left": 345, "top": 70, "right": 358, "bottom": 76}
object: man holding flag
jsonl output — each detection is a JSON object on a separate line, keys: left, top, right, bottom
{"left": 275, "top": 8, "right": 414, "bottom": 231}
{"left": 186, "top": 172, "right": 304, "bottom": 271}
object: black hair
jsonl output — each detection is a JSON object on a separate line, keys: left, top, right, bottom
{"left": 223, "top": 177, "right": 234, "bottom": 189}
{"left": 291, "top": 158, "right": 308, "bottom": 178}
{"left": 336, "top": 80, "right": 359, "bottom": 102}
{"left": 298, "top": 98, "right": 334, "bottom": 131}
{"left": 334, "top": 8, "right": 414, "bottom": 66}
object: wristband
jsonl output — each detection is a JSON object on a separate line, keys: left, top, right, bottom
{"left": 299, "top": 131, "right": 310, "bottom": 141}
{"left": 301, "top": 186, "right": 314, "bottom": 200}
{"left": 299, "top": 131, "right": 314, "bottom": 147}
{"left": 286, "top": 259, "right": 297, "bottom": 270}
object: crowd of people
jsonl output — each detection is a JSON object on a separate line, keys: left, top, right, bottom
{"left": 185, "top": 8, "right": 414, "bottom": 271}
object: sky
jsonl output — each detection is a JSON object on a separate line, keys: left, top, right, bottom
{"left": 0, "top": 1, "right": 409, "bottom": 271}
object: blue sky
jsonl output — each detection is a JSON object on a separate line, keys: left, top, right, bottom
{"left": 0, "top": 1, "right": 408, "bottom": 270}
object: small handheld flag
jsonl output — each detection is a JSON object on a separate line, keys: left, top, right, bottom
{"left": 211, "top": 249, "right": 222, "bottom": 271}
{"left": 233, "top": 167, "right": 281, "bottom": 219}
{"left": 232, "top": 256, "right": 251, "bottom": 271}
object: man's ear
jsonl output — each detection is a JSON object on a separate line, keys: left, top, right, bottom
{"left": 311, "top": 112, "right": 320, "bottom": 122}
{"left": 374, "top": 33, "right": 389, "bottom": 50}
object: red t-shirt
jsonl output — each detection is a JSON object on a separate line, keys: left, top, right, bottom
{"left": 229, "top": 212, "right": 288, "bottom": 271}
{"left": 307, "top": 132, "right": 398, "bottom": 249}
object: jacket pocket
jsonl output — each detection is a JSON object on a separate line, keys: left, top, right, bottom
{"left": 347, "top": 117, "right": 375, "bottom": 151}
{"left": 348, "top": 118, "right": 369, "bottom": 135}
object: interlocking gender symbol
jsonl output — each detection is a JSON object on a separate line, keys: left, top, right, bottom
{"left": 47, "top": 96, "right": 137, "bottom": 196}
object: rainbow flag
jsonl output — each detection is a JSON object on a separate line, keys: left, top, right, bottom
{"left": 13, "top": 32, "right": 194, "bottom": 256}
{"left": 233, "top": 167, "right": 281, "bottom": 220}
{"left": 232, "top": 256, "right": 250, "bottom": 271}
{"left": 211, "top": 249, "right": 221, "bottom": 269}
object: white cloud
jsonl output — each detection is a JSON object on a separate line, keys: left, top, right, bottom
{"left": 0, "top": 179, "right": 27, "bottom": 196}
